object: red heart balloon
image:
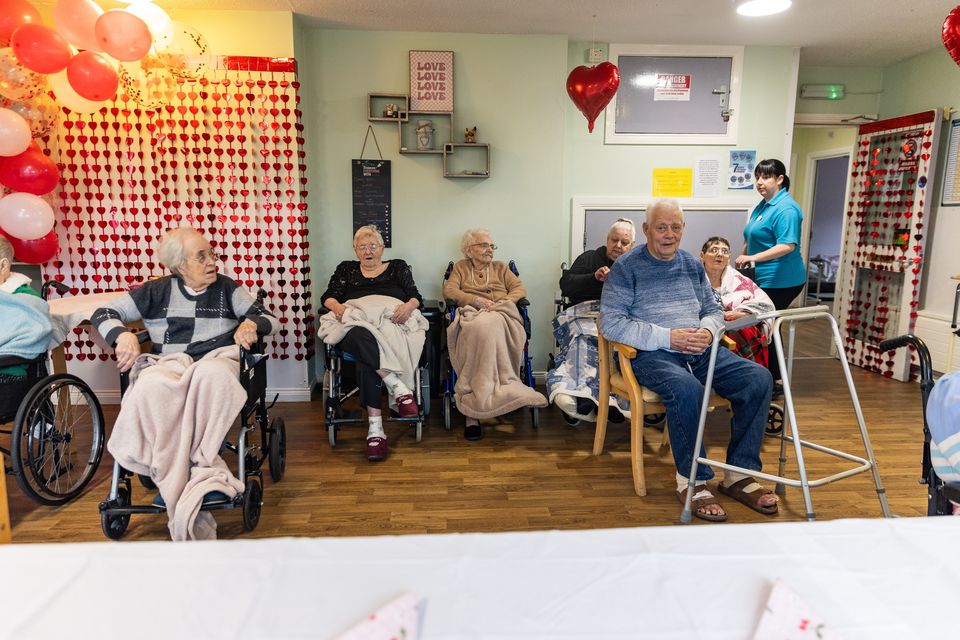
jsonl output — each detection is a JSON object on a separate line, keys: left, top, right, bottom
{"left": 944, "top": 6, "right": 960, "bottom": 67}
{"left": 566, "top": 62, "right": 620, "bottom": 133}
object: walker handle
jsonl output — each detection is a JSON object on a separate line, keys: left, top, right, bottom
{"left": 725, "top": 314, "right": 761, "bottom": 332}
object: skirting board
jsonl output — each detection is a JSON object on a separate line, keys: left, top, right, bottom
{"left": 90, "top": 386, "right": 312, "bottom": 405}
{"left": 915, "top": 313, "right": 960, "bottom": 374}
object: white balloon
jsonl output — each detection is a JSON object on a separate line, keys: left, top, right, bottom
{"left": 125, "top": 1, "right": 171, "bottom": 40}
{"left": 0, "top": 192, "right": 55, "bottom": 241}
{"left": 0, "top": 107, "right": 31, "bottom": 156}
{"left": 49, "top": 69, "right": 104, "bottom": 114}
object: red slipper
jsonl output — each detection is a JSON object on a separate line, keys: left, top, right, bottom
{"left": 395, "top": 393, "right": 418, "bottom": 418}
{"left": 366, "top": 436, "right": 388, "bottom": 462}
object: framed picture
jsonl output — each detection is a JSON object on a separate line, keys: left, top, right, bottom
{"left": 409, "top": 50, "right": 454, "bottom": 112}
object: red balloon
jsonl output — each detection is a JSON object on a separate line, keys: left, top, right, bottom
{"left": 66, "top": 50, "right": 118, "bottom": 102}
{"left": 944, "top": 6, "right": 960, "bottom": 67}
{"left": 10, "top": 23, "right": 72, "bottom": 74}
{"left": 0, "top": 140, "right": 59, "bottom": 194}
{"left": 0, "top": 0, "right": 40, "bottom": 46}
{"left": 9, "top": 227, "right": 58, "bottom": 263}
{"left": 566, "top": 62, "right": 621, "bottom": 133}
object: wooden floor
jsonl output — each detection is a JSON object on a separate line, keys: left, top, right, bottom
{"left": 7, "top": 313, "right": 931, "bottom": 542}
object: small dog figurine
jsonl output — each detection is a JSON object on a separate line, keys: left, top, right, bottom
{"left": 464, "top": 126, "right": 477, "bottom": 143}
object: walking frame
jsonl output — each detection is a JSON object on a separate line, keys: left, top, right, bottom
{"left": 681, "top": 305, "right": 892, "bottom": 524}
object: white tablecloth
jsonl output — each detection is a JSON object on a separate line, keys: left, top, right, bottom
{"left": 47, "top": 291, "right": 125, "bottom": 347}
{"left": 0, "top": 516, "right": 957, "bottom": 639}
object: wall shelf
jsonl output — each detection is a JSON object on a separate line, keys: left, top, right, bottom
{"left": 368, "top": 93, "right": 409, "bottom": 122}
{"left": 398, "top": 111, "right": 452, "bottom": 154}
{"left": 442, "top": 143, "right": 490, "bottom": 178}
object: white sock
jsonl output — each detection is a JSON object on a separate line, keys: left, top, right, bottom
{"left": 381, "top": 372, "right": 411, "bottom": 396}
{"left": 676, "top": 472, "right": 707, "bottom": 494}
{"left": 367, "top": 416, "right": 385, "bottom": 439}
{"left": 722, "top": 470, "right": 751, "bottom": 489}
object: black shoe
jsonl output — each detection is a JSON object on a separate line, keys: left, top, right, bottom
{"left": 464, "top": 423, "right": 483, "bottom": 441}
{"left": 608, "top": 406, "right": 625, "bottom": 424}
{"left": 772, "top": 381, "right": 783, "bottom": 399}
{"left": 575, "top": 397, "right": 597, "bottom": 416}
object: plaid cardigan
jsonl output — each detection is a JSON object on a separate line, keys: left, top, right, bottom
{"left": 91, "top": 275, "right": 278, "bottom": 359}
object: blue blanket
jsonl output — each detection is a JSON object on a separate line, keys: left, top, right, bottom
{"left": 0, "top": 289, "right": 53, "bottom": 360}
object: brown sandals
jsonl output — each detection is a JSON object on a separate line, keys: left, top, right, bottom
{"left": 677, "top": 485, "right": 728, "bottom": 522}
{"left": 717, "top": 477, "right": 779, "bottom": 515}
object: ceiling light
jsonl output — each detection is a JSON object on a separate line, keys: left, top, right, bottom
{"left": 734, "top": 0, "right": 792, "bottom": 17}
{"left": 799, "top": 84, "right": 845, "bottom": 100}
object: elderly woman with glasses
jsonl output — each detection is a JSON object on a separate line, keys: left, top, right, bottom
{"left": 442, "top": 228, "right": 546, "bottom": 440}
{"left": 91, "top": 227, "right": 279, "bottom": 540}
{"left": 700, "top": 236, "right": 775, "bottom": 366}
{"left": 319, "top": 225, "right": 426, "bottom": 462}
{"left": 549, "top": 218, "right": 636, "bottom": 423}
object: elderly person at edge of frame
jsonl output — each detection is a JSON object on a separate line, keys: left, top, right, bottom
{"left": 442, "top": 228, "right": 546, "bottom": 441}
{"left": 548, "top": 218, "right": 636, "bottom": 422}
{"left": 599, "top": 199, "right": 776, "bottom": 523}
{"left": 91, "top": 227, "right": 279, "bottom": 541}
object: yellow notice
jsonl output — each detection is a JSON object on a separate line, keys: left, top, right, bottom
{"left": 652, "top": 168, "right": 694, "bottom": 198}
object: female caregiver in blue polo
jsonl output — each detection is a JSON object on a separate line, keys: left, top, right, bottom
{"left": 734, "top": 158, "right": 805, "bottom": 392}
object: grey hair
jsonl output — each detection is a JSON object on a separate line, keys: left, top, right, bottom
{"left": 645, "top": 199, "right": 684, "bottom": 223}
{"left": 157, "top": 227, "right": 201, "bottom": 275}
{"left": 608, "top": 217, "right": 636, "bottom": 240}
{"left": 0, "top": 235, "right": 13, "bottom": 266}
{"left": 460, "top": 228, "right": 491, "bottom": 257}
{"left": 354, "top": 225, "right": 384, "bottom": 246}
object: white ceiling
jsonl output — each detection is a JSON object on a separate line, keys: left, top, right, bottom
{"left": 152, "top": 0, "right": 958, "bottom": 67}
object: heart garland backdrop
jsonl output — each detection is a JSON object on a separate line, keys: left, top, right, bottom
{"left": 40, "top": 55, "right": 313, "bottom": 363}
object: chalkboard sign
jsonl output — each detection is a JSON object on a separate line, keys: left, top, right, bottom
{"left": 351, "top": 159, "right": 392, "bottom": 247}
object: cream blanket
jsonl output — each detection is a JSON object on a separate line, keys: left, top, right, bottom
{"left": 108, "top": 345, "right": 246, "bottom": 541}
{"left": 317, "top": 295, "right": 428, "bottom": 408}
{"left": 447, "top": 302, "right": 547, "bottom": 419}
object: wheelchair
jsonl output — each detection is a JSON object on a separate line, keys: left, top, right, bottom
{"left": 0, "top": 281, "right": 105, "bottom": 506}
{"left": 320, "top": 315, "right": 431, "bottom": 447}
{"left": 98, "top": 319, "right": 285, "bottom": 539}
{"left": 440, "top": 260, "right": 539, "bottom": 429}
{"left": 879, "top": 333, "right": 960, "bottom": 516}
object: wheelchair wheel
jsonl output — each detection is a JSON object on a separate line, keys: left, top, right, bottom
{"left": 644, "top": 413, "right": 666, "bottom": 429}
{"left": 11, "top": 373, "right": 105, "bottom": 505}
{"left": 320, "top": 369, "right": 331, "bottom": 414}
{"left": 242, "top": 477, "right": 262, "bottom": 532}
{"left": 530, "top": 407, "right": 540, "bottom": 429}
{"left": 442, "top": 393, "right": 452, "bottom": 430}
{"left": 766, "top": 403, "right": 784, "bottom": 436}
{"left": 101, "top": 486, "right": 131, "bottom": 540}
{"left": 268, "top": 416, "right": 286, "bottom": 483}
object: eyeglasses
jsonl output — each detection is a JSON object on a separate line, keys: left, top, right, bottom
{"left": 652, "top": 224, "right": 684, "bottom": 234}
{"left": 706, "top": 247, "right": 731, "bottom": 256}
{"left": 471, "top": 243, "right": 497, "bottom": 250}
{"left": 354, "top": 243, "right": 382, "bottom": 252}
{"left": 190, "top": 251, "right": 219, "bottom": 264}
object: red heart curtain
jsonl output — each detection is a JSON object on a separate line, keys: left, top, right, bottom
{"left": 39, "top": 55, "right": 313, "bottom": 363}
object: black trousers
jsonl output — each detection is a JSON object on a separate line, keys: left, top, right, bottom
{"left": 339, "top": 327, "right": 382, "bottom": 408}
{"left": 762, "top": 283, "right": 805, "bottom": 382}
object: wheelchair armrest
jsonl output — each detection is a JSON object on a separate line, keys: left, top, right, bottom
{"left": 516, "top": 298, "right": 530, "bottom": 308}
{"left": 610, "top": 341, "right": 637, "bottom": 361}
{"left": 41, "top": 280, "right": 70, "bottom": 301}
{"left": 443, "top": 261, "right": 454, "bottom": 281}
{"left": 0, "top": 353, "right": 45, "bottom": 368}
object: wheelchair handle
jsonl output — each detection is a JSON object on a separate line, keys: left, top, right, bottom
{"left": 878, "top": 334, "right": 933, "bottom": 386}
{"left": 41, "top": 280, "right": 70, "bottom": 301}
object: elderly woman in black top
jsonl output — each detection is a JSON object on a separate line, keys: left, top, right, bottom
{"left": 321, "top": 225, "right": 425, "bottom": 462}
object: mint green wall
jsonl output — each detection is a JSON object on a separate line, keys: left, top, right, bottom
{"left": 795, "top": 65, "right": 883, "bottom": 116}
{"left": 300, "top": 30, "right": 568, "bottom": 366}
{"left": 563, "top": 43, "right": 799, "bottom": 257}
{"left": 878, "top": 47, "right": 960, "bottom": 317}
{"left": 790, "top": 126, "right": 857, "bottom": 218}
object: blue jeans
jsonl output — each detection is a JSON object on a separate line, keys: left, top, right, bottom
{"left": 630, "top": 347, "right": 773, "bottom": 481}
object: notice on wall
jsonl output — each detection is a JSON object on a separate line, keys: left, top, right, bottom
{"left": 652, "top": 167, "right": 693, "bottom": 198}
{"left": 352, "top": 159, "right": 392, "bottom": 247}
{"left": 654, "top": 73, "right": 691, "bottom": 101}
{"left": 694, "top": 157, "right": 721, "bottom": 198}
{"left": 728, "top": 149, "right": 756, "bottom": 190}
{"left": 941, "top": 119, "right": 960, "bottom": 206}
{"left": 410, "top": 50, "right": 454, "bottom": 112}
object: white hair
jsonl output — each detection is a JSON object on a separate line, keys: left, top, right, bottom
{"left": 354, "top": 224, "right": 384, "bottom": 246}
{"left": 0, "top": 235, "right": 12, "bottom": 265}
{"left": 157, "top": 227, "right": 201, "bottom": 275}
{"left": 460, "top": 228, "right": 491, "bottom": 257}
{"left": 608, "top": 217, "right": 636, "bottom": 240}
{"left": 645, "top": 199, "right": 684, "bottom": 223}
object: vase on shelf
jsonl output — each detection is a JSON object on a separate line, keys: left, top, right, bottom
{"left": 416, "top": 120, "right": 434, "bottom": 151}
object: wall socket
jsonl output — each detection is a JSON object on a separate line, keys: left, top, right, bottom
{"left": 586, "top": 48, "right": 604, "bottom": 63}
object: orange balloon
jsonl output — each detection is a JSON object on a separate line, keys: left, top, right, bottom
{"left": 10, "top": 23, "right": 72, "bottom": 74}
{"left": 0, "top": 0, "right": 41, "bottom": 46}
{"left": 66, "top": 50, "right": 117, "bottom": 101}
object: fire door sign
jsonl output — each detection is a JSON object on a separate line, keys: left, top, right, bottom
{"left": 654, "top": 73, "right": 692, "bottom": 101}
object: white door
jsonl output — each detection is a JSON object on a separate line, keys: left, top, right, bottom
{"left": 835, "top": 110, "right": 942, "bottom": 381}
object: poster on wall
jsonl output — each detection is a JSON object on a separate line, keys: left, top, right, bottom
{"left": 654, "top": 73, "right": 691, "bottom": 101}
{"left": 941, "top": 119, "right": 960, "bottom": 206}
{"left": 728, "top": 149, "right": 756, "bottom": 190}
{"left": 409, "top": 50, "right": 454, "bottom": 112}
{"left": 652, "top": 167, "right": 693, "bottom": 197}
{"left": 352, "top": 160, "right": 392, "bottom": 247}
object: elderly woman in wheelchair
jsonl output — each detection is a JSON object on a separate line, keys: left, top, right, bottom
{"left": 92, "top": 227, "right": 280, "bottom": 541}
{"left": 442, "top": 228, "right": 546, "bottom": 441}
{"left": 318, "top": 224, "right": 428, "bottom": 462}
{"left": 0, "top": 236, "right": 105, "bottom": 506}
{"left": 548, "top": 218, "right": 635, "bottom": 424}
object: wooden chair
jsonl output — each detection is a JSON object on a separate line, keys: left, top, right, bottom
{"left": 596, "top": 329, "right": 728, "bottom": 498}
{"left": 0, "top": 453, "right": 11, "bottom": 544}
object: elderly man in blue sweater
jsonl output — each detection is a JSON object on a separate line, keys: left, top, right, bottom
{"left": 600, "top": 199, "right": 777, "bottom": 522}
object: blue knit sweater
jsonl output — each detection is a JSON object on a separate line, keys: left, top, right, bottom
{"left": 599, "top": 245, "right": 724, "bottom": 351}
